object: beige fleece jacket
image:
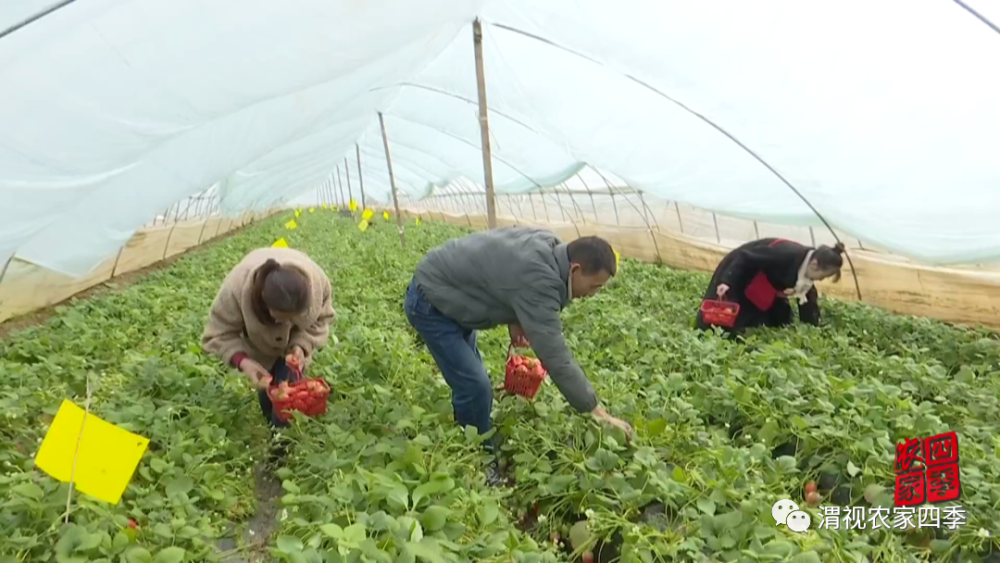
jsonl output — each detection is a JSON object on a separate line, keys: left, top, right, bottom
{"left": 201, "top": 247, "right": 335, "bottom": 370}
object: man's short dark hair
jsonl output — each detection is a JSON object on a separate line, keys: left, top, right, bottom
{"left": 567, "top": 236, "right": 616, "bottom": 276}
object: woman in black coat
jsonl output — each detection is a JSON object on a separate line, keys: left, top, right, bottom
{"left": 696, "top": 238, "right": 845, "bottom": 335}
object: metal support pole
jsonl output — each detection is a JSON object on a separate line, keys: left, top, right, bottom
{"left": 712, "top": 212, "right": 721, "bottom": 244}
{"left": 345, "top": 157, "right": 354, "bottom": 214}
{"left": 637, "top": 190, "right": 660, "bottom": 231}
{"left": 579, "top": 175, "right": 599, "bottom": 222}
{"left": 109, "top": 245, "right": 125, "bottom": 279}
{"left": 356, "top": 143, "right": 367, "bottom": 210}
{"left": 337, "top": 167, "right": 347, "bottom": 207}
{"left": 378, "top": 112, "right": 406, "bottom": 247}
{"left": 0, "top": 255, "right": 16, "bottom": 291}
{"left": 473, "top": 19, "right": 498, "bottom": 229}
{"left": 554, "top": 189, "right": 568, "bottom": 222}
{"left": 674, "top": 201, "right": 684, "bottom": 233}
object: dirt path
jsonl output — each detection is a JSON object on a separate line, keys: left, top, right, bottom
{"left": 216, "top": 463, "right": 283, "bottom": 563}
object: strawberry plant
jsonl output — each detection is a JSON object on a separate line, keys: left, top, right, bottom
{"left": 2, "top": 211, "right": 999, "bottom": 562}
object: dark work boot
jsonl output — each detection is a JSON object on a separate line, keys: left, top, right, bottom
{"left": 485, "top": 458, "right": 509, "bottom": 488}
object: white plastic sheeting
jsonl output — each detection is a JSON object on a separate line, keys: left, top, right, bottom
{"left": 2, "top": 0, "right": 999, "bottom": 276}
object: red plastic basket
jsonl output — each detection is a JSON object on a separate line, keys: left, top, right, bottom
{"left": 504, "top": 344, "right": 548, "bottom": 399}
{"left": 266, "top": 367, "right": 330, "bottom": 423}
{"left": 700, "top": 299, "right": 740, "bottom": 328}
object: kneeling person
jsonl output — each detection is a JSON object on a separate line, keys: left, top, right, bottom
{"left": 202, "top": 247, "right": 336, "bottom": 428}
{"left": 696, "top": 238, "right": 844, "bottom": 335}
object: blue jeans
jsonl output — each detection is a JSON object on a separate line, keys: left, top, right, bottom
{"left": 404, "top": 278, "right": 494, "bottom": 445}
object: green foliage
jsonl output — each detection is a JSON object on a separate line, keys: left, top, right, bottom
{"left": 2, "top": 211, "right": 999, "bottom": 562}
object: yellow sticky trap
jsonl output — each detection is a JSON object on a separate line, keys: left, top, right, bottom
{"left": 362, "top": 209, "right": 374, "bottom": 221}
{"left": 35, "top": 400, "right": 150, "bottom": 505}
{"left": 272, "top": 238, "right": 289, "bottom": 248}
{"left": 294, "top": 210, "right": 301, "bottom": 217}
{"left": 415, "top": 217, "right": 421, "bottom": 226}
{"left": 358, "top": 219, "right": 369, "bottom": 232}
{"left": 349, "top": 199, "right": 358, "bottom": 212}
{"left": 614, "top": 249, "right": 621, "bottom": 268}
{"left": 383, "top": 211, "right": 390, "bottom": 220}
{"left": 309, "top": 207, "right": 315, "bottom": 213}
{"left": 322, "top": 204, "right": 328, "bottom": 210}
{"left": 285, "top": 220, "right": 298, "bottom": 230}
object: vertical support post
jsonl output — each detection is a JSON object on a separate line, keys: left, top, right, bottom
{"left": 753, "top": 220, "right": 760, "bottom": 240}
{"left": 356, "top": 143, "right": 367, "bottom": 210}
{"left": 0, "top": 254, "right": 16, "bottom": 291}
{"left": 473, "top": 18, "right": 498, "bottom": 229}
{"left": 337, "top": 167, "right": 347, "bottom": 207}
{"left": 809, "top": 226, "right": 817, "bottom": 247}
{"left": 674, "top": 201, "right": 684, "bottom": 233}
{"left": 554, "top": 189, "right": 568, "bottom": 222}
{"left": 637, "top": 190, "right": 660, "bottom": 231}
{"left": 109, "top": 245, "right": 126, "bottom": 279}
{"left": 712, "top": 212, "right": 721, "bottom": 244}
{"left": 578, "top": 176, "right": 598, "bottom": 223}
{"left": 162, "top": 223, "right": 177, "bottom": 260}
{"left": 591, "top": 167, "right": 620, "bottom": 225}
{"left": 196, "top": 214, "right": 211, "bottom": 246}
{"left": 378, "top": 112, "right": 406, "bottom": 247}
{"left": 344, "top": 157, "right": 355, "bottom": 215}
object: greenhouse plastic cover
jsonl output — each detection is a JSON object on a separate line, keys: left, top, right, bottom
{"left": 1, "top": 0, "right": 999, "bottom": 276}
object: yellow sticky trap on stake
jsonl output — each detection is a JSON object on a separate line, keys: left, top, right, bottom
{"left": 309, "top": 207, "right": 315, "bottom": 213}
{"left": 285, "top": 220, "right": 298, "bottom": 230}
{"left": 415, "top": 217, "right": 421, "bottom": 226}
{"left": 35, "top": 400, "right": 149, "bottom": 505}
{"left": 362, "top": 209, "right": 374, "bottom": 221}
{"left": 349, "top": 199, "right": 358, "bottom": 212}
{"left": 295, "top": 210, "right": 301, "bottom": 218}
{"left": 272, "top": 238, "right": 289, "bottom": 248}
{"left": 358, "top": 220, "right": 369, "bottom": 232}
{"left": 383, "top": 211, "right": 390, "bottom": 220}
{"left": 322, "top": 204, "right": 328, "bottom": 210}
{"left": 614, "top": 249, "right": 621, "bottom": 269}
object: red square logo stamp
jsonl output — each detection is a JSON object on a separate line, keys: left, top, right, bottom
{"left": 894, "top": 432, "right": 960, "bottom": 507}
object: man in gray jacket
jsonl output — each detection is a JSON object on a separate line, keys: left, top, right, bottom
{"left": 404, "top": 227, "right": 633, "bottom": 477}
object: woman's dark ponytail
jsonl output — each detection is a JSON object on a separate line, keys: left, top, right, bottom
{"left": 251, "top": 259, "right": 282, "bottom": 324}
{"left": 813, "top": 243, "right": 845, "bottom": 282}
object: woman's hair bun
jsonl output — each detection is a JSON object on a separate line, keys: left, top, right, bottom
{"left": 833, "top": 242, "right": 845, "bottom": 254}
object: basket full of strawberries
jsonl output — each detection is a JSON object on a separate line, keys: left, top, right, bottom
{"left": 504, "top": 345, "right": 548, "bottom": 399}
{"left": 265, "top": 355, "right": 330, "bottom": 423}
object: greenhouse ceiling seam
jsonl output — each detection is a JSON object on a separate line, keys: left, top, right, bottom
{"left": 952, "top": 0, "right": 1000, "bottom": 35}
{"left": 369, "top": 82, "right": 543, "bottom": 135}
{"left": 0, "top": 0, "right": 79, "bottom": 41}
{"left": 376, "top": 111, "right": 557, "bottom": 195}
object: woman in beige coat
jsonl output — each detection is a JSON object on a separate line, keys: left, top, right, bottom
{"left": 202, "top": 247, "right": 335, "bottom": 428}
